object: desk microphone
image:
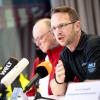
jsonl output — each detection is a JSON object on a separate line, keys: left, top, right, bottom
{"left": 0, "top": 57, "right": 18, "bottom": 80}
{"left": 24, "top": 60, "right": 52, "bottom": 92}
{"left": 0, "top": 58, "right": 29, "bottom": 100}
{"left": 1, "top": 58, "right": 29, "bottom": 87}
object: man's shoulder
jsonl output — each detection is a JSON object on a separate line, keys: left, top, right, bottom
{"left": 84, "top": 35, "right": 100, "bottom": 54}
{"left": 87, "top": 35, "right": 100, "bottom": 47}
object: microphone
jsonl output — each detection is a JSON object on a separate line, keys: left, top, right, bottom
{"left": 1, "top": 58, "right": 29, "bottom": 87}
{"left": 23, "top": 60, "right": 52, "bottom": 92}
{"left": 0, "top": 57, "right": 18, "bottom": 80}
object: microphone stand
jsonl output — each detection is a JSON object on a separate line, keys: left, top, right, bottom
{"left": 34, "top": 80, "right": 56, "bottom": 100}
{"left": 0, "top": 83, "right": 7, "bottom": 100}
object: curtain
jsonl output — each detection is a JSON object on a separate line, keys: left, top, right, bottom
{"left": 0, "top": 0, "right": 51, "bottom": 77}
{"left": 0, "top": 30, "right": 21, "bottom": 65}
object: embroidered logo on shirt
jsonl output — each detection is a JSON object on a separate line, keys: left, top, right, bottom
{"left": 88, "top": 63, "right": 96, "bottom": 73}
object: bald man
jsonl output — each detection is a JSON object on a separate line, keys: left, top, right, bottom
{"left": 26, "top": 18, "right": 64, "bottom": 96}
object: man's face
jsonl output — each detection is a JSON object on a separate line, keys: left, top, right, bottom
{"left": 33, "top": 23, "right": 51, "bottom": 53}
{"left": 51, "top": 12, "right": 79, "bottom": 47}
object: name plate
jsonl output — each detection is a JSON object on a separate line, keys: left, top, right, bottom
{"left": 65, "top": 81, "right": 100, "bottom": 100}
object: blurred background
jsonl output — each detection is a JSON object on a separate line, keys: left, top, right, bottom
{"left": 0, "top": 0, "right": 100, "bottom": 78}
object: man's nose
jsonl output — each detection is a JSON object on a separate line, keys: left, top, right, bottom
{"left": 54, "top": 27, "right": 63, "bottom": 36}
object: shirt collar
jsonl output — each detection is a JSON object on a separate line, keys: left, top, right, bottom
{"left": 75, "top": 31, "right": 87, "bottom": 51}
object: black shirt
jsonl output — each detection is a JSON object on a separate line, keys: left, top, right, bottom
{"left": 60, "top": 31, "right": 100, "bottom": 82}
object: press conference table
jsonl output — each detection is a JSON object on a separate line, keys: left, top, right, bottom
{"left": 27, "top": 81, "right": 100, "bottom": 100}
{"left": 9, "top": 81, "right": 100, "bottom": 100}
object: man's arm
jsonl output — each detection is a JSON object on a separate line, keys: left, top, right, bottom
{"left": 50, "top": 60, "right": 68, "bottom": 95}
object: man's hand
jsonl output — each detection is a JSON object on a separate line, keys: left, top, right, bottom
{"left": 50, "top": 60, "right": 67, "bottom": 95}
{"left": 55, "top": 60, "right": 65, "bottom": 84}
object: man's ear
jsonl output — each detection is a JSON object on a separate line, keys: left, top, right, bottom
{"left": 75, "top": 21, "right": 81, "bottom": 31}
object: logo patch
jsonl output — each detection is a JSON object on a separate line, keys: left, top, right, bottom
{"left": 88, "top": 63, "right": 96, "bottom": 73}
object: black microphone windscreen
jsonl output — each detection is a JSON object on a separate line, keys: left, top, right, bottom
{"left": 35, "top": 66, "right": 48, "bottom": 78}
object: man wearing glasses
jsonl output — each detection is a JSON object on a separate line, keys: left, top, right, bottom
{"left": 50, "top": 6, "right": 100, "bottom": 96}
{"left": 26, "top": 18, "right": 64, "bottom": 96}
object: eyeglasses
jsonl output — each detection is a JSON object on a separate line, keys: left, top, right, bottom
{"left": 33, "top": 30, "right": 51, "bottom": 44}
{"left": 51, "top": 21, "right": 76, "bottom": 32}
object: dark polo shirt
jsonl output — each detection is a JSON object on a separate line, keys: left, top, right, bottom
{"left": 60, "top": 31, "right": 100, "bottom": 82}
